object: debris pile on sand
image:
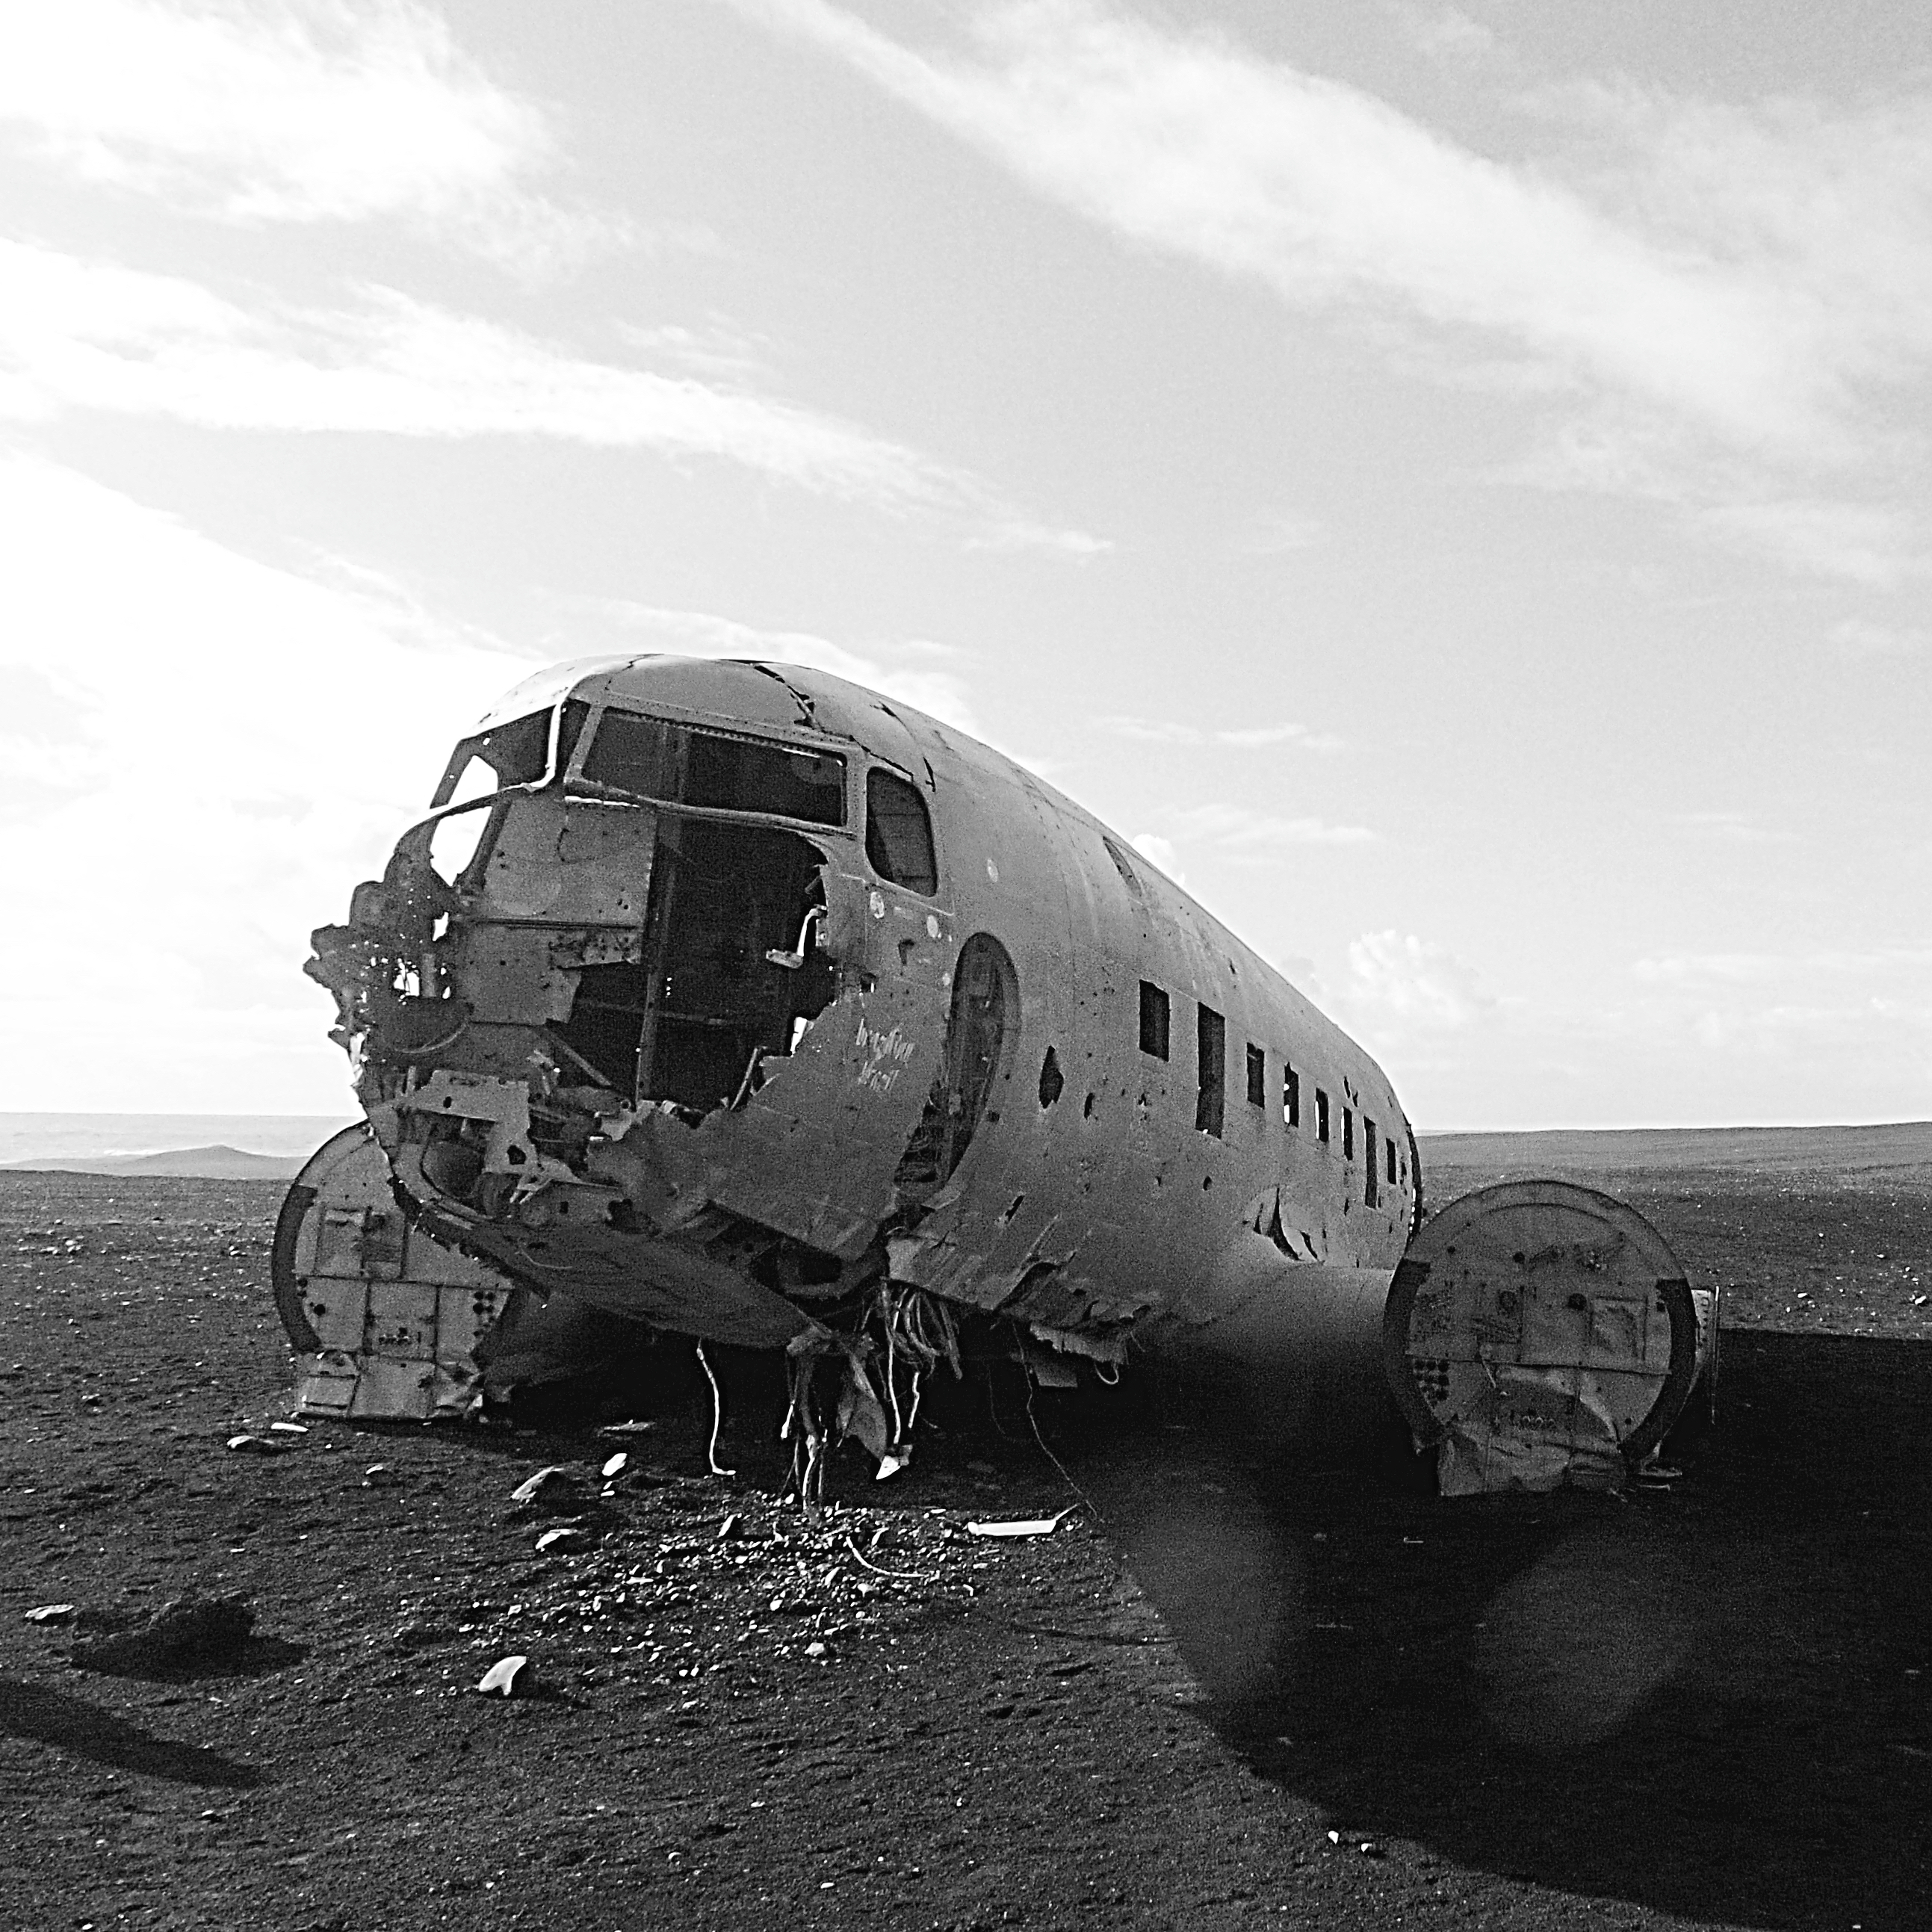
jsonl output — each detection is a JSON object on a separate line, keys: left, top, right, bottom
{"left": 459, "top": 1462, "right": 1024, "bottom": 1700}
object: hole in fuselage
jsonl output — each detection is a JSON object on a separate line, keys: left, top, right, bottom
{"left": 550, "top": 817, "right": 836, "bottom": 1113}
{"left": 1038, "top": 1046, "right": 1064, "bottom": 1109}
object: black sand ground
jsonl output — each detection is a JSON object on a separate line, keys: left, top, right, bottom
{"left": 1, "top": 1133, "right": 1929, "bottom": 1931}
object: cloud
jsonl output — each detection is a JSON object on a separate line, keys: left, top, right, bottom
{"left": 1127, "top": 832, "right": 1184, "bottom": 888}
{"left": 746, "top": 0, "right": 1818, "bottom": 446}
{"left": 1632, "top": 947, "right": 1932, "bottom": 987}
{"left": 1697, "top": 497, "right": 1924, "bottom": 589}
{"left": 0, "top": 1, "right": 620, "bottom": 268}
{"left": 590, "top": 601, "right": 981, "bottom": 734}
{"left": 1827, "top": 617, "right": 1929, "bottom": 658}
{"left": 1229, "top": 507, "right": 1327, "bottom": 555}
{"left": 0, "top": 452, "right": 538, "bottom": 1108}
{"left": 1164, "top": 800, "right": 1375, "bottom": 852}
{"left": 1216, "top": 723, "right": 1345, "bottom": 752}
{"left": 1098, "top": 714, "right": 1343, "bottom": 752}
{"left": 1393, "top": 5, "right": 1500, "bottom": 67}
{"left": 0, "top": 238, "right": 1101, "bottom": 545}
{"left": 746, "top": 1, "right": 1932, "bottom": 582}
{"left": 1341, "top": 930, "right": 1495, "bottom": 1031}
{"left": 1668, "top": 810, "right": 1795, "bottom": 846}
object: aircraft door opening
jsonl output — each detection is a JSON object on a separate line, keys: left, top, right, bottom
{"left": 629, "top": 817, "right": 836, "bottom": 1115}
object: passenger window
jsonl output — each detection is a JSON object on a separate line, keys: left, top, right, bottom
{"left": 1364, "top": 1119, "right": 1378, "bottom": 1205}
{"left": 1245, "top": 1043, "right": 1266, "bottom": 1109}
{"left": 865, "top": 769, "right": 938, "bottom": 894}
{"left": 1284, "top": 1063, "right": 1300, "bottom": 1129}
{"left": 1139, "top": 982, "right": 1170, "bottom": 1060}
{"left": 1195, "top": 1004, "right": 1226, "bottom": 1137}
{"left": 1387, "top": 1139, "right": 1398, "bottom": 1186}
{"left": 1343, "top": 1108, "right": 1354, "bottom": 1159}
{"left": 1315, "top": 1088, "right": 1329, "bottom": 1143}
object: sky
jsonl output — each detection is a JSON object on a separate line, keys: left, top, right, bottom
{"left": 0, "top": 0, "right": 1926, "bottom": 1131}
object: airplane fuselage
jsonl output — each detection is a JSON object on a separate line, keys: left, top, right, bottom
{"left": 306, "top": 656, "right": 1416, "bottom": 1372}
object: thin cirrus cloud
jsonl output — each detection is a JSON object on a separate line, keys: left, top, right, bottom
{"left": 1099, "top": 713, "right": 1343, "bottom": 753}
{"left": 1163, "top": 800, "right": 1375, "bottom": 852}
{"left": 0, "top": 0, "right": 621, "bottom": 268}
{"left": 0, "top": 237, "right": 1100, "bottom": 547}
{"left": 1632, "top": 947, "right": 1932, "bottom": 987}
{"left": 1828, "top": 618, "right": 1928, "bottom": 657}
{"left": 743, "top": 1, "right": 1932, "bottom": 580}
{"left": 743, "top": 0, "right": 1815, "bottom": 447}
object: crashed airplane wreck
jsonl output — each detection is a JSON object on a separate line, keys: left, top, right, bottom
{"left": 281, "top": 655, "right": 1716, "bottom": 1496}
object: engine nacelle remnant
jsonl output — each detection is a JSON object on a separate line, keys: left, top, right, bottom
{"left": 1384, "top": 1181, "right": 1718, "bottom": 1495}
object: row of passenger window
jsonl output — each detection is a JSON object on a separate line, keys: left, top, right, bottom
{"left": 1138, "top": 979, "right": 1399, "bottom": 1206}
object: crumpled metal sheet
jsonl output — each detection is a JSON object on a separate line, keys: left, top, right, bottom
{"left": 1385, "top": 1181, "right": 1715, "bottom": 1496}
{"left": 275, "top": 1125, "right": 520, "bottom": 1420}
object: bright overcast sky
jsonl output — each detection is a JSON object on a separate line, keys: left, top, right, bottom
{"left": 1, "top": 0, "right": 1926, "bottom": 1129}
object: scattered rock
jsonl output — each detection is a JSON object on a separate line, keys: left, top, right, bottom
{"left": 362, "top": 1464, "right": 397, "bottom": 1487}
{"left": 717, "top": 1513, "right": 743, "bottom": 1542}
{"left": 226, "top": 1434, "right": 285, "bottom": 1455}
{"left": 24, "top": 1603, "right": 75, "bottom": 1625}
{"left": 387, "top": 1623, "right": 453, "bottom": 1654}
{"left": 510, "top": 1466, "right": 575, "bottom": 1507}
{"left": 804, "top": 1641, "right": 828, "bottom": 1659}
{"left": 269, "top": 1421, "right": 308, "bottom": 1434}
{"left": 476, "top": 1655, "right": 530, "bottom": 1697}
{"left": 70, "top": 1594, "right": 255, "bottom": 1676}
{"left": 534, "top": 1526, "right": 589, "bottom": 1554}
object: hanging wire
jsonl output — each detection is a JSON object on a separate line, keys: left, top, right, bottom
{"left": 781, "top": 1349, "right": 826, "bottom": 1507}
{"left": 1023, "top": 1357, "right": 1100, "bottom": 1526}
{"left": 694, "top": 1340, "right": 736, "bottom": 1477}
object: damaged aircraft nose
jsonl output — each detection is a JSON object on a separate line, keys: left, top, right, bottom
{"left": 298, "top": 658, "right": 959, "bottom": 1373}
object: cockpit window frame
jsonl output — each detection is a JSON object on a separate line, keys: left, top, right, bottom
{"left": 560, "top": 701, "right": 855, "bottom": 832}
{"left": 430, "top": 699, "right": 589, "bottom": 810}
{"left": 864, "top": 763, "right": 941, "bottom": 899}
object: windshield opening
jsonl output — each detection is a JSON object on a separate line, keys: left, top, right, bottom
{"left": 575, "top": 710, "right": 846, "bottom": 826}
{"left": 432, "top": 700, "right": 588, "bottom": 808}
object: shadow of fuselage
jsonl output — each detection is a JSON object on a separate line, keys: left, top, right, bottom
{"left": 0, "top": 1678, "right": 265, "bottom": 1788}
{"left": 1071, "top": 1331, "right": 1932, "bottom": 1932}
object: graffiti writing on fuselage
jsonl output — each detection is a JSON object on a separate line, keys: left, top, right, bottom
{"left": 855, "top": 1018, "right": 917, "bottom": 1096}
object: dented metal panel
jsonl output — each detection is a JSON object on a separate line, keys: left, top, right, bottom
{"left": 272, "top": 1125, "right": 518, "bottom": 1420}
{"left": 1383, "top": 1181, "right": 1715, "bottom": 1495}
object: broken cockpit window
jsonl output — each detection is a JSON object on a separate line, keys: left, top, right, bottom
{"left": 427, "top": 702, "right": 589, "bottom": 882}
{"left": 576, "top": 711, "right": 846, "bottom": 826}
{"left": 433, "top": 701, "right": 588, "bottom": 809}
{"left": 865, "top": 769, "right": 938, "bottom": 895}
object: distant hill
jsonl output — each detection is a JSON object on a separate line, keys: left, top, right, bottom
{"left": 1420, "top": 1121, "right": 1931, "bottom": 1177}
{"left": 1, "top": 1144, "right": 305, "bottom": 1180}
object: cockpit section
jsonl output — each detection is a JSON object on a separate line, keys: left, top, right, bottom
{"left": 303, "top": 658, "right": 951, "bottom": 1357}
